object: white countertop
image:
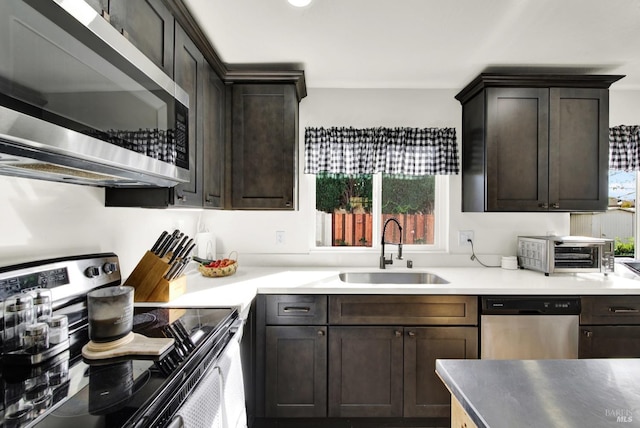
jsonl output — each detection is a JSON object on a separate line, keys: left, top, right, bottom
{"left": 141, "top": 263, "right": 640, "bottom": 316}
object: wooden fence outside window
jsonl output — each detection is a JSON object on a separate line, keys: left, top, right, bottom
{"left": 327, "top": 212, "right": 434, "bottom": 246}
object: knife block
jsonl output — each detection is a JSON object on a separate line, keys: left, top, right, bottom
{"left": 124, "top": 251, "right": 186, "bottom": 302}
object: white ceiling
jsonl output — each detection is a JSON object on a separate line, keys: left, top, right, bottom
{"left": 184, "top": 0, "right": 640, "bottom": 91}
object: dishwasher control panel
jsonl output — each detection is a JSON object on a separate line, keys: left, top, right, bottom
{"left": 482, "top": 297, "right": 581, "bottom": 315}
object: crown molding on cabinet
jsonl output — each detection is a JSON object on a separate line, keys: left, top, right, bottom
{"left": 163, "top": 0, "right": 307, "bottom": 101}
{"left": 455, "top": 73, "right": 624, "bottom": 105}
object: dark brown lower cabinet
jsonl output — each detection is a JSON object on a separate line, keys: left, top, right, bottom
{"left": 257, "top": 294, "right": 479, "bottom": 427}
{"left": 579, "top": 295, "right": 640, "bottom": 359}
{"left": 579, "top": 326, "right": 640, "bottom": 358}
{"left": 329, "top": 327, "right": 404, "bottom": 418}
{"left": 403, "top": 327, "right": 478, "bottom": 418}
{"left": 265, "top": 326, "right": 327, "bottom": 417}
{"left": 328, "top": 326, "right": 478, "bottom": 418}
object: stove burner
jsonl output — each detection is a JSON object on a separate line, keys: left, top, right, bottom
{"left": 132, "top": 312, "right": 157, "bottom": 330}
{"left": 50, "top": 361, "right": 151, "bottom": 418}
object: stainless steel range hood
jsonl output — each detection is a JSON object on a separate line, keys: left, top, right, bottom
{"left": 0, "top": 106, "right": 187, "bottom": 188}
{"left": 0, "top": 0, "right": 190, "bottom": 188}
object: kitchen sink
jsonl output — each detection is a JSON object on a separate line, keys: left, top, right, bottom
{"left": 338, "top": 271, "right": 449, "bottom": 285}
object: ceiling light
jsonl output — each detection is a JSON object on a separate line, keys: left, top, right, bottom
{"left": 288, "top": 0, "right": 312, "bottom": 7}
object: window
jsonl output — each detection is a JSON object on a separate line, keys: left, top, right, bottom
{"left": 570, "top": 170, "right": 637, "bottom": 257}
{"left": 305, "top": 126, "right": 457, "bottom": 251}
{"left": 314, "top": 173, "right": 445, "bottom": 249}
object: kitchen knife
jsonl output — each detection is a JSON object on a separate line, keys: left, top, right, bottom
{"left": 159, "top": 230, "right": 181, "bottom": 258}
{"left": 150, "top": 231, "right": 169, "bottom": 254}
{"left": 180, "top": 242, "right": 196, "bottom": 260}
{"left": 165, "top": 256, "right": 188, "bottom": 281}
{"left": 168, "top": 235, "right": 190, "bottom": 265}
{"left": 164, "top": 260, "right": 181, "bottom": 280}
{"left": 153, "top": 233, "right": 172, "bottom": 256}
{"left": 172, "top": 257, "right": 191, "bottom": 279}
{"left": 173, "top": 238, "right": 194, "bottom": 262}
{"left": 156, "top": 230, "right": 178, "bottom": 256}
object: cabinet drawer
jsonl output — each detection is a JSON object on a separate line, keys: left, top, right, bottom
{"left": 265, "top": 295, "right": 327, "bottom": 325}
{"left": 329, "top": 295, "right": 478, "bottom": 325}
{"left": 581, "top": 296, "right": 640, "bottom": 325}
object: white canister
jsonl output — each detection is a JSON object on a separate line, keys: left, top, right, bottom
{"left": 501, "top": 256, "right": 518, "bottom": 270}
{"left": 195, "top": 232, "right": 216, "bottom": 260}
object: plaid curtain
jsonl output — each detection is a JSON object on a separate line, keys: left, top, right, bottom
{"left": 304, "top": 127, "right": 459, "bottom": 175}
{"left": 610, "top": 125, "right": 640, "bottom": 171}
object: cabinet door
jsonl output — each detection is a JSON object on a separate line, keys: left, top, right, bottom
{"left": 485, "top": 88, "right": 549, "bottom": 211}
{"left": 265, "top": 326, "right": 327, "bottom": 417}
{"left": 549, "top": 88, "right": 609, "bottom": 211}
{"left": 173, "top": 24, "right": 204, "bottom": 207}
{"left": 404, "top": 327, "right": 478, "bottom": 418}
{"left": 579, "top": 326, "right": 640, "bottom": 358}
{"left": 202, "top": 63, "right": 226, "bottom": 208}
{"left": 108, "top": 0, "right": 174, "bottom": 77}
{"left": 231, "top": 84, "right": 297, "bottom": 209}
{"left": 328, "top": 326, "right": 403, "bottom": 417}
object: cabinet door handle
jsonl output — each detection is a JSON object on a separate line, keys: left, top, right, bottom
{"left": 551, "top": 202, "right": 560, "bottom": 209}
{"left": 317, "top": 330, "right": 325, "bottom": 336}
{"left": 609, "top": 306, "right": 639, "bottom": 313}
{"left": 394, "top": 330, "right": 402, "bottom": 337}
{"left": 176, "top": 194, "right": 186, "bottom": 202}
{"left": 539, "top": 203, "right": 549, "bottom": 209}
{"left": 583, "top": 330, "right": 593, "bottom": 338}
{"left": 283, "top": 306, "right": 311, "bottom": 313}
{"left": 407, "top": 331, "right": 416, "bottom": 337}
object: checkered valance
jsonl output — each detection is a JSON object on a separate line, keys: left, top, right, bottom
{"left": 610, "top": 125, "right": 640, "bottom": 171}
{"left": 304, "top": 127, "right": 459, "bottom": 175}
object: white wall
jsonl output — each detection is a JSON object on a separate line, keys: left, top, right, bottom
{"left": 1, "top": 88, "right": 639, "bottom": 276}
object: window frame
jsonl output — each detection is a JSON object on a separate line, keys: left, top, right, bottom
{"left": 308, "top": 173, "right": 449, "bottom": 253}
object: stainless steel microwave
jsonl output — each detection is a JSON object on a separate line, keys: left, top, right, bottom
{"left": 517, "top": 236, "right": 615, "bottom": 276}
{"left": 0, "top": 0, "right": 189, "bottom": 187}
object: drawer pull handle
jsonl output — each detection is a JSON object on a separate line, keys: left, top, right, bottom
{"left": 609, "top": 307, "right": 639, "bottom": 313}
{"left": 283, "top": 306, "right": 311, "bottom": 313}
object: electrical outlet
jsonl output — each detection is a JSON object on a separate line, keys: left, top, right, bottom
{"left": 276, "top": 230, "right": 285, "bottom": 245}
{"left": 459, "top": 230, "right": 474, "bottom": 246}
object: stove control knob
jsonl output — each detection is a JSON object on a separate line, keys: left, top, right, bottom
{"left": 84, "top": 266, "right": 100, "bottom": 278}
{"left": 103, "top": 262, "right": 118, "bottom": 275}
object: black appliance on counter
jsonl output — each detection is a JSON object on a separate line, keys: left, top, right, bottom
{"left": 0, "top": 253, "right": 238, "bottom": 428}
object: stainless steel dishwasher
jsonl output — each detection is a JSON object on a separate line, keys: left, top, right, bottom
{"left": 481, "top": 296, "right": 581, "bottom": 359}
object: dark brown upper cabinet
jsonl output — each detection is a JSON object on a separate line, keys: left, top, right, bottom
{"left": 229, "top": 84, "right": 298, "bottom": 210}
{"left": 90, "top": 0, "right": 175, "bottom": 78}
{"left": 456, "top": 74, "right": 624, "bottom": 212}
{"left": 202, "top": 63, "right": 226, "bottom": 209}
{"left": 104, "top": 0, "right": 306, "bottom": 209}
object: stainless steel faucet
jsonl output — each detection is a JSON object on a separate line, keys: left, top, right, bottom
{"left": 380, "top": 217, "right": 403, "bottom": 269}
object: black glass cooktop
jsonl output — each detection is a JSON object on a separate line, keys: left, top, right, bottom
{"left": 2, "top": 306, "right": 236, "bottom": 428}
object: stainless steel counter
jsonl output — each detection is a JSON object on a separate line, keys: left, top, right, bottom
{"left": 436, "top": 359, "right": 640, "bottom": 428}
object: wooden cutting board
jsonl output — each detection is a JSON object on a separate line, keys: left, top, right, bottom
{"left": 82, "top": 332, "right": 174, "bottom": 360}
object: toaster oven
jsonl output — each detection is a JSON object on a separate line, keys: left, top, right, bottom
{"left": 517, "top": 236, "right": 615, "bottom": 276}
